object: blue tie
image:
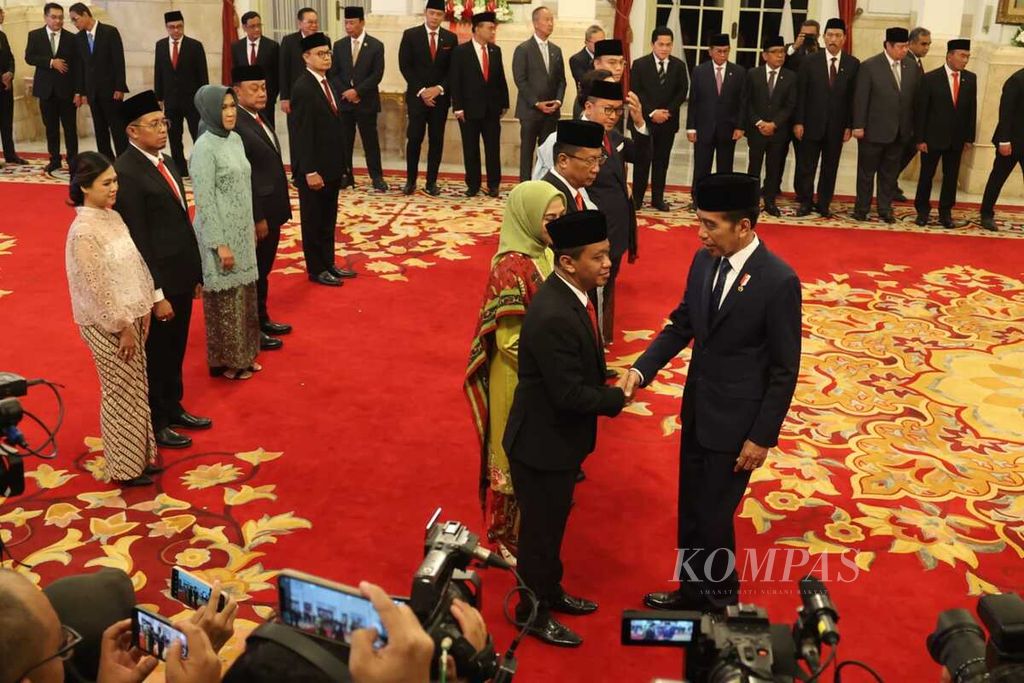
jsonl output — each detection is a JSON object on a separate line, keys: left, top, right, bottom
{"left": 88, "top": 32, "right": 94, "bottom": 54}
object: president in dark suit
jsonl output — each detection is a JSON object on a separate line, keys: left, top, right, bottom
{"left": 686, "top": 34, "right": 746, "bottom": 188}
{"left": 232, "top": 65, "right": 293, "bottom": 349}
{"left": 743, "top": 37, "right": 796, "bottom": 216}
{"left": 504, "top": 210, "right": 626, "bottom": 647}
{"left": 115, "top": 91, "right": 210, "bottom": 449}
{"left": 154, "top": 11, "right": 209, "bottom": 177}
{"left": 914, "top": 39, "right": 976, "bottom": 229}
{"left": 512, "top": 7, "right": 566, "bottom": 182}
{"left": 630, "top": 27, "right": 688, "bottom": 211}
{"left": 0, "top": 8, "right": 26, "bottom": 165}
{"left": 279, "top": 7, "right": 323, "bottom": 177}
{"left": 450, "top": 12, "right": 509, "bottom": 198}
{"left": 851, "top": 27, "right": 919, "bottom": 222}
{"left": 25, "top": 3, "right": 80, "bottom": 173}
{"left": 331, "top": 6, "right": 387, "bottom": 191}
{"left": 624, "top": 173, "right": 801, "bottom": 612}
{"left": 568, "top": 25, "right": 603, "bottom": 119}
{"left": 69, "top": 3, "right": 128, "bottom": 158}
{"left": 980, "top": 66, "right": 1024, "bottom": 232}
{"left": 231, "top": 12, "right": 280, "bottom": 123}
{"left": 793, "top": 18, "right": 858, "bottom": 218}
{"left": 398, "top": 0, "right": 456, "bottom": 195}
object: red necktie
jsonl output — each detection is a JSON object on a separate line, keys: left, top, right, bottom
{"left": 321, "top": 78, "right": 338, "bottom": 115}
{"left": 575, "top": 191, "right": 584, "bottom": 210}
{"left": 952, "top": 71, "right": 960, "bottom": 107}
{"left": 429, "top": 31, "right": 437, "bottom": 61}
{"left": 481, "top": 44, "right": 489, "bottom": 82}
{"left": 249, "top": 42, "right": 257, "bottom": 65}
{"left": 171, "top": 40, "right": 179, "bottom": 69}
{"left": 603, "top": 133, "right": 612, "bottom": 156}
{"left": 156, "top": 158, "right": 183, "bottom": 206}
{"left": 585, "top": 299, "right": 600, "bottom": 343}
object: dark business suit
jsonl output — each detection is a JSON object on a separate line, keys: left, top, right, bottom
{"left": 450, "top": 39, "right": 509, "bottom": 193}
{"left": 330, "top": 33, "right": 385, "bottom": 183}
{"left": 399, "top": 23, "right": 457, "bottom": 187}
{"left": 783, "top": 44, "right": 819, "bottom": 188}
{"left": 793, "top": 50, "right": 859, "bottom": 212}
{"left": 504, "top": 273, "right": 625, "bottom": 613}
{"left": 851, "top": 51, "right": 919, "bottom": 217}
{"left": 633, "top": 240, "right": 801, "bottom": 607}
{"left": 154, "top": 36, "right": 209, "bottom": 176}
{"left": 981, "top": 67, "right": 1024, "bottom": 220}
{"left": 569, "top": 47, "right": 594, "bottom": 119}
{"left": 25, "top": 27, "right": 79, "bottom": 166}
{"left": 686, "top": 59, "right": 745, "bottom": 186}
{"left": 75, "top": 22, "right": 128, "bottom": 158}
{"left": 914, "top": 66, "right": 976, "bottom": 219}
{"left": 279, "top": 31, "right": 308, "bottom": 174}
{"left": 291, "top": 70, "right": 344, "bottom": 277}
{"left": 513, "top": 36, "right": 566, "bottom": 181}
{"left": 744, "top": 65, "right": 796, "bottom": 204}
{"left": 898, "top": 53, "right": 927, "bottom": 184}
{"left": 234, "top": 107, "right": 292, "bottom": 322}
{"left": 231, "top": 36, "right": 280, "bottom": 120}
{"left": 0, "top": 28, "right": 18, "bottom": 162}
{"left": 542, "top": 171, "right": 581, "bottom": 214}
{"left": 115, "top": 145, "right": 203, "bottom": 433}
{"left": 631, "top": 53, "right": 688, "bottom": 206}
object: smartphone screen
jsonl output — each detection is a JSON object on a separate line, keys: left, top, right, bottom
{"left": 133, "top": 607, "right": 188, "bottom": 660}
{"left": 278, "top": 572, "right": 395, "bottom": 649}
{"left": 171, "top": 567, "right": 226, "bottom": 611}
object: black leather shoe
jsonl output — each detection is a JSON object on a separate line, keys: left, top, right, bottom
{"left": 644, "top": 589, "right": 712, "bottom": 612}
{"left": 261, "top": 320, "right": 292, "bottom": 335}
{"left": 402, "top": 182, "right": 416, "bottom": 195}
{"left": 44, "top": 161, "right": 61, "bottom": 173}
{"left": 172, "top": 411, "right": 212, "bottom": 430}
{"left": 425, "top": 182, "right": 441, "bottom": 196}
{"left": 939, "top": 214, "right": 961, "bottom": 229}
{"left": 372, "top": 179, "right": 389, "bottom": 192}
{"left": 525, "top": 616, "right": 583, "bottom": 648}
{"left": 310, "top": 271, "right": 342, "bottom": 286}
{"left": 795, "top": 204, "right": 813, "bottom": 217}
{"left": 879, "top": 212, "right": 896, "bottom": 224}
{"left": 465, "top": 188, "right": 479, "bottom": 197}
{"left": 851, "top": 210, "right": 868, "bottom": 221}
{"left": 551, "top": 592, "right": 598, "bottom": 615}
{"left": 894, "top": 191, "right": 909, "bottom": 202}
{"left": 155, "top": 427, "right": 192, "bottom": 449}
{"left": 764, "top": 202, "right": 781, "bottom": 217}
{"left": 980, "top": 216, "right": 998, "bottom": 232}
{"left": 260, "top": 332, "right": 283, "bottom": 350}
{"left": 652, "top": 200, "right": 671, "bottom": 211}
{"left": 143, "top": 463, "right": 164, "bottom": 475}
{"left": 915, "top": 214, "right": 929, "bottom": 226}
{"left": 7, "top": 157, "right": 29, "bottom": 165}
{"left": 816, "top": 205, "right": 832, "bottom": 218}
{"left": 575, "top": 469, "right": 586, "bottom": 483}
{"left": 340, "top": 175, "right": 355, "bottom": 189}
{"left": 329, "top": 266, "right": 357, "bottom": 279}
{"left": 487, "top": 187, "right": 500, "bottom": 198}
{"left": 116, "top": 474, "right": 154, "bottom": 487}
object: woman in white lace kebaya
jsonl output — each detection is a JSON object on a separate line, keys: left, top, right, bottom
{"left": 65, "top": 152, "right": 160, "bottom": 487}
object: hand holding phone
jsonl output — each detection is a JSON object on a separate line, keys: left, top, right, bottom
{"left": 132, "top": 607, "right": 188, "bottom": 661}
{"left": 164, "top": 621, "right": 222, "bottom": 683}
{"left": 171, "top": 567, "right": 227, "bottom": 611}
{"left": 190, "top": 581, "right": 238, "bottom": 652}
{"left": 97, "top": 618, "right": 159, "bottom": 683}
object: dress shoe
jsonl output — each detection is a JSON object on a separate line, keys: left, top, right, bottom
{"left": 551, "top": 591, "right": 598, "bottom": 616}
{"left": 465, "top": 188, "right": 479, "bottom": 197}
{"left": 894, "top": 190, "right": 909, "bottom": 202}
{"left": 310, "top": 271, "right": 342, "bottom": 286}
{"left": 851, "top": 210, "right": 868, "bottom": 221}
{"left": 980, "top": 216, "right": 998, "bottom": 232}
{"left": 260, "top": 332, "right": 283, "bottom": 351}
{"left": 425, "top": 182, "right": 441, "bottom": 196}
{"left": 575, "top": 469, "right": 586, "bottom": 483}
{"left": 116, "top": 474, "right": 154, "bottom": 487}
{"left": 652, "top": 200, "right": 672, "bottom": 212}
{"left": 7, "top": 157, "right": 29, "bottom": 165}
{"left": 261, "top": 320, "right": 292, "bottom": 335}
{"left": 939, "top": 214, "right": 962, "bottom": 229}
{"left": 143, "top": 463, "right": 164, "bottom": 475}
{"left": 795, "top": 204, "right": 813, "bottom": 217}
{"left": 816, "top": 205, "right": 832, "bottom": 219}
{"left": 633, "top": 197, "right": 644, "bottom": 210}
{"left": 155, "top": 427, "right": 192, "bottom": 449}
{"left": 763, "top": 202, "right": 781, "bottom": 217}
{"left": 644, "top": 589, "right": 712, "bottom": 612}
{"left": 402, "top": 182, "right": 416, "bottom": 195}
{"left": 879, "top": 212, "right": 896, "bottom": 224}
{"left": 486, "top": 187, "right": 500, "bottom": 198}
{"left": 329, "top": 266, "right": 357, "bottom": 279}
{"left": 340, "top": 175, "right": 355, "bottom": 189}
{"left": 525, "top": 615, "right": 582, "bottom": 648}
{"left": 915, "top": 214, "right": 929, "bottom": 227}
{"left": 43, "top": 161, "right": 61, "bottom": 173}
{"left": 171, "top": 411, "right": 212, "bottom": 430}
{"left": 372, "top": 179, "right": 389, "bottom": 192}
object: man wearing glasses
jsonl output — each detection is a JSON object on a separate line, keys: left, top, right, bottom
{"left": 542, "top": 119, "right": 604, "bottom": 213}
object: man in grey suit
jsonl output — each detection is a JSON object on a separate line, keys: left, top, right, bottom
{"left": 513, "top": 7, "right": 566, "bottom": 181}
{"left": 851, "top": 27, "right": 919, "bottom": 223}
{"left": 896, "top": 26, "right": 931, "bottom": 200}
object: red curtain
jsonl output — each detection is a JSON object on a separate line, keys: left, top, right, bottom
{"left": 221, "top": 0, "right": 238, "bottom": 85}
{"left": 838, "top": 0, "right": 856, "bottom": 54}
{"left": 614, "top": 0, "right": 634, "bottom": 92}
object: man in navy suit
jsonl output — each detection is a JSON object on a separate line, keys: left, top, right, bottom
{"left": 743, "top": 36, "right": 796, "bottom": 217}
{"left": 153, "top": 10, "right": 209, "bottom": 176}
{"left": 69, "top": 3, "right": 128, "bottom": 157}
{"left": 622, "top": 173, "right": 801, "bottom": 612}
{"left": 231, "top": 11, "right": 280, "bottom": 124}
{"left": 685, "top": 34, "right": 745, "bottom": 189}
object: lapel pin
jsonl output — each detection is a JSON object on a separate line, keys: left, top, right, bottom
{"left": 738, "top": 273, "right": 752, "bottom": 292}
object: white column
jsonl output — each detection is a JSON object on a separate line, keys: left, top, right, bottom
{"left": 912, "top": 0, "right": 965, "bottom": 36}
{"left": 556, "top": 0, "right": 596, "bottom": 22}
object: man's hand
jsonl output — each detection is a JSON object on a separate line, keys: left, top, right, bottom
{"left": 622, "top": 368, "right": 642, "bottom": 401}
{"left": 963, "top": 142, "right": 972, "bottom": 152}
{"left": 96, "top": 618, "right": 158, "bottom": 683}
{"left": 51, "top": 58, "right": 69, "bottom": 74}
{"left": 255, "top": 219, "right": 269, "bottom": 241}
{"left": 734, "top": 439, "right": 769, "bottom": 472}
{"left": 0, "top": 72, "right": 12, "bottom": 90}
{"left": 917, "top": 142, "right": 928, "bottom": 153}
{"left": 651, "top": 109, "right": 670, "bottom": 124}
{"left": 793, "top": 124, "right": 804, "bottom": 141}
{"left": 627, "top": 91, "right": 645, "bottom": 129}
{"left": 306, "top": 172, "right": 325, "bottom": 190}
{"left": 349, "top": 581, "right": 434, "bottom": 683}
{"left": 842, "top": 128, "right": 852, "bottom": 143}
{"left": 217, "top": 245, "right": 235, "bottom": 271}
{"left": 687, "top": 131, "right": 697, "bottom": 144}
{"left": 732, "top": 128, "right": 744, "bottom": 141}
{"left": 281, "top": 99, "right": 291, "bottom": 114}
{"left": 343, "top": 88, "right": 359, "bottom": 102}
{"left": 190, "top": 582, "right": 237, "bottom": 652}
{"left": 998, "top": 142, "right": 1012, "bottom": 157}
{"left": 454, "top": 110, "right": 465, "bottom": 122}
{"left": 442, "top": 598, "right": 488, "bottom": 679}
{"left": 114, "top": 91, "right": 125, "bottom": 101}
{"left": 852, "top": 128, "right": 865, "bottom": 140}
{"left": 164, "top": 621, "right": 221, "bottom": 683}
{"left": 74, "top": 94, "right": 86, "bottom": 108}
{"left": 153, "top": 298, "right": 174, "bottom": 323}
{"left": 141, "top": 313, "right": 151, "bottom": 342}
{"left": 758, "top": 121, "right": 777, "bottom": 136}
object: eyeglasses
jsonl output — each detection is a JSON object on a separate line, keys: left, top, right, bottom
{"left": 311, "top": 49, "right": 332, "bottom": 58}
{"left": 567, "top": 152, "right": 608, "bottom": 168}
{"left": 132, "top": 118, "right": 170, "bottom": 131}
{"left": 599, "top": 106, "right": 625, "bottom": 118}
{"left": 15, "top": 624, "right": 82, "bottom": 681}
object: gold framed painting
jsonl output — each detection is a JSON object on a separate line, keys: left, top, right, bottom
{"left": 996, "top": 0, "right": 1024, "bottom": 23}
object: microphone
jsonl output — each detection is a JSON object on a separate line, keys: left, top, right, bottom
{"left": 799, "top": 575, "right": 840, "bottom": 646}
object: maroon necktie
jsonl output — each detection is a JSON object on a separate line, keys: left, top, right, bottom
{"left": 829, "top": 57, "right": 837, "bottom": 88}
{"left": 603, "top": 133, "right": 612, "bottom": 156}
{"left": 481, "top": 44, "right": 489, "bottom": 82}
{"left": 171, "top": 40, "right": 179, "bottom": 70}
{"left": 585, "top": 299, "right": 600, "bottom": 343}
{"left": 250, "top": 42, "right": 257, "bottom": 65}
{"left": 429, "top": 31, "right": 437, "bottom": 61}
{"left": 321, "top": 78, "right": 338, "bottom": 115}
{"left": 575, "top": 191, "right": 584, "bottom": 210}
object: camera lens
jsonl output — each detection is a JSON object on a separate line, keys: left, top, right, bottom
{"left": 927, "top": 609, "right": 989, "bottom": 683}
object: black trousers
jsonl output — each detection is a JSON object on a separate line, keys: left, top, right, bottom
{"left": 265, "top": 94, "right": 278, "bottom": 129}
{"left": 692, "top": 137, "right": 736, "bottom": 188}
{"left": 980, "top": 150, "right": 1024, "bottom": 218}
{"left": 746, "top": 134, "right": 788, "bottom": 203}
{"left": 676, "top": 429, "right": 752, "bottom": 608}
{"left": 256, "top": 220, "right": 283, "bottom": 323}
{"left": 88, "top": 95, "right": 128, "bottom": 158}
{"left": 297, "top": 176, "right": 340, "bottom": 277}
{"left": 146, "top": 291, "right": 193, "bottom": 432}
{"left": 511, "top": 459, "right": 577, "bottom": 617}
{"left": 340, "top": 109, "right": 384, "bottom": 182}
{"left": 518, "top": 113, "right": 558, "bottom": 182}
{"left": 898, "top": 138, "right": 918, "bottom": 189}
{"left": 634, "top": 124, "right": 676, "bottom": 205}
{"left": 0, "top": 86, "right": 17, "bottom": 161}
{"left": 915, "top": 146, "right": 963, "bottom": 216}
{"left": 286, "top": 112, "right": 298, "bottom": 180}
{"left": 166, "top": 104, "right": 200, "bottom": 177}
{"left": 405, "top": 99, "right": 449, "bottom": 186}
{"left": 38, "top": 95, "right": 78, "bottom": 165}
{"left": 794, "top": 133, "right": 844, "bottom": 210}
{"left": 459, "top": 113, "right": 502, "bottom": 192}
{"left": 855, "top": 138, "right": 902, "bottom": 215}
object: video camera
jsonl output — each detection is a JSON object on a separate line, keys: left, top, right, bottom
{"left": 1, "top": 372, "right": 32, "bottom": 497}
{"left": 927, "top": 592, "right": 1024, "bottom": 683}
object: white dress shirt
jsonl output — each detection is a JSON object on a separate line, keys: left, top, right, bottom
{"left": 247, "top": 36, "right": 261, "bottom": 63}
{"left": 549, "top": 168, "right": 596, "bottom": 209}
{"left": 944, "top": 63, "right": 961, "bottom": 102}
{"left": 241, "top": 106, "right": 277, "bottom": 151}
{"left": 555, "top": 272, "right": 590, "bottom": 308}
{"left": 168, "top": 36, "right": 183, "bottom": 61}
{"left": 129, "top": 141, "right": 188, "bottom": 301}
{"left": 825, "top": 50, "right": 842, "bottom": 78}
{"left": 48, "top": 28, "right": 62, "bottom": 55}
{"left": 472, "top": 37, "right": 488, "bottom": 74}
{"left": 416, "top": 25, "right": 446, "bottom": 98}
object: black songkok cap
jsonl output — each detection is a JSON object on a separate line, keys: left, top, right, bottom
{"left": 588, "top": 79, "right": 623, "bottom": 101}
{"left": 548, "top": 211, "right": 608, "bottom": 249}
{"left": 122, "top": 90, "right": 161, "bottom": 125}
{"left": 557, "top": 120, "right": 604, "bottom": 148}
{"left": 824, "top": 18, "right": 846, "bottom": 33}
{"left": 425, "top": 0, "right": 445, "bottom": 10}
{"left": 164, "top": 10, "right": 183, "bottom": 23}
{"left": 472, "top": 11, "right": 496, "bottom": 25}
{"left": 947, "top": 38, "right": 970, "bottom": 52}
{"left": 344, "top": 6, "right": 364, "bottom": 19}
{"left": 885, "top": 27, "right": 910, "bottom": 43}
{"left": 709, "top": 33, "right": 730, "bottom": 47}
{"left": 232, "top": 65, "right": 266, "bottom": 83}
{"left": 693, "top": 173, "right": 760, "bottom": 212}
{"left": 762, "top": 36, "right": 785, "bottom": 51}
{"left": 593, "top": 39, "right": 623, "bottom": 58}
{"left": 301, "top": 32, "right": 331, "bottom": 52}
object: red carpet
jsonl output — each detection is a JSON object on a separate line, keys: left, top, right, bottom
{"left": 1, "top": 176, "right": 1023, "bottom": 681}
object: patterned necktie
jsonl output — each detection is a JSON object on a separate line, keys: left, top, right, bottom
{"left": 429, "top": 31, "right": 437, "bottom": 60}
{"left": 250, "top": 42, "right": 257, "bottom": 65}
{"left": 575, "top": 191, "right": 584, "bottom": 210}
{"left": 952, "top": 71, "right": 960, "bottom": 107}
{"left": 50, "top": 31, "right": 57, "bottom": 56}
{"left": 88, "top": 32, "right": 95, "bottom": 54}
{"left": 715, "top": 66, "right": 723, "bottom": 94}
{"left": 658, "top": 59, "right": 666, "bottom": 85}
{"left": 710, "top": 258, "right": 732, "bottom": 318}
{"left": 892, "top": 61, "right": 901, "bottom": 91}
{"left": 481, "top": 44, "right": 489, "bottom": 82}
{"left": 829, "top": 57, "right": 837, "bottom": 87}
{"left": 172, "top": 39, "right": 179, "bottom": 69}
{"left": 768, "top": 69, "right": 777, "bottom": 97}
{"left": 156, "top": 158, "right": 183, "bottom": 206}
{"left": 321, "top": 78, "right": 338, "bottom": 115}
{"left": 585, "top": 298, "right": 600, "bottom": 343}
